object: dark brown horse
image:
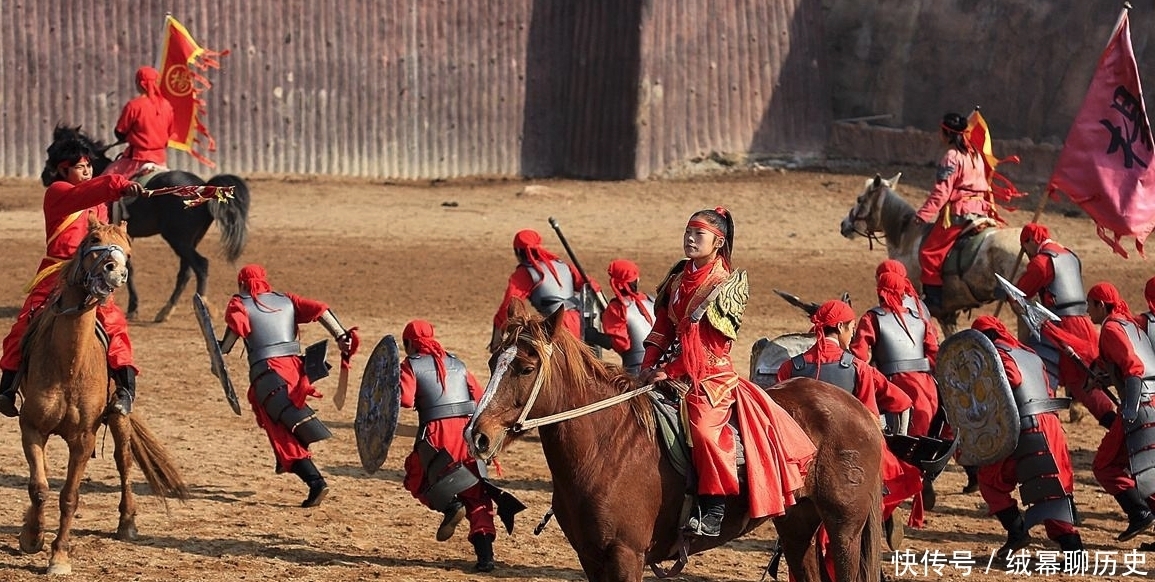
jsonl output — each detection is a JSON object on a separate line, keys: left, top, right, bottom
{"left": 17, "top": 218, "right": 189, "bottom": 575}
{"left": 467, "top": 301, "right": 882, "bottom": 582}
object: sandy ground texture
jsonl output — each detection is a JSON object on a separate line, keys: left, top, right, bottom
{"left": 0, "top": 167, "right": 1153, "bottom": 582}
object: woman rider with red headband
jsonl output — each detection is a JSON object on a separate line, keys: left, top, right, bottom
{"left": 0, "top": 138, "right": 144, "bottom": 416}
{"left": 105, "top": 66, "right": 175, "bottom": 178}
{"left": 914, "top": 112, "right": 996, "bottom": 309}
{"left": 639, "top": 207, "right": 816, "bottom": 537}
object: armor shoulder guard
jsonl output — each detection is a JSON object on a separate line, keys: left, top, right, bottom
{"left": 654, "top": 259, "right": 689, "bottom": 308}
{"left": 705, "top": 270, "right": 749, "bottom": 340}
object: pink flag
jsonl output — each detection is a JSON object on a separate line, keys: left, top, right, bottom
{"left": 1049, "top": 10, "right": 1155, "bottom": 258}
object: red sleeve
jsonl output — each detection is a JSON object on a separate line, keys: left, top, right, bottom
{"left": 494, "top": 266, "right": 534, "bottom": 328}
{"left": 1101, "top": 320, "right": 1146, "bottom": 378}
{"left": 400, "top": 359, "right": 417, "bottom": 408}
{"left": 641, "top": 304, "right": 673, "bottom": 368}
{"left": 1043, "top": 321, "right": 1098, "bottom": 363}
{"left": 862, "top": 362, "right": 913, "bottom": 413}
{"left": 601, "top": 300, "right": 632, "bottom": 353}
{"left": 849, "top": 312, "right": 877, "bottom": 362}
{"left": 466, "top": 370, "right": 484, "bottom": 402}
{"left": 286, "top": 292, "right": 329, "bottom": 323}
{"left": 224, "top": 295, "right": 251, "bottom": 337}
{"left": 1014, "top": 254, "right": 1053, "bottom": 301}
{"left": 997, "top": 350, "right": 1023, "bottom": 387}
{"left": 43, "top": 175, "right": 130, "bottom": 221}
{"left": 915, "top": 150, "right": 959, "bottom": 223}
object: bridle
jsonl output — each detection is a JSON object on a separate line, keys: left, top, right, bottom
{"left": 55, "top": 240, "right": 128, "bottom": 315}
{"left": 848, "top": 186, "right": 886, "bottom": 251}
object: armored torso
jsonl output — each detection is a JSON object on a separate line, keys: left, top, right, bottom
{"left": 526, "top": 260, "right": 578, "bottom": 317}
{"left": 868, "top": 296, "right": 930, "bottom": 375}
{"left": 1039, "top": 248, "right": 1087, "bottom": 316}
{"left": 409, "top": 354, "right": 476, "bottom": 426}
{"left": 240, "top": 292, "right": 301, "bottom": 366}
{"left": 790, "top": 351, "right": 858, "bottom": 395}
{"left": 621, "top": 296, "right": 656, "bottom": 370}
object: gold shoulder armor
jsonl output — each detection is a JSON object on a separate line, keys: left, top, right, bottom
{"left": 705, "top": 270, "right": 748, "bottom": 340}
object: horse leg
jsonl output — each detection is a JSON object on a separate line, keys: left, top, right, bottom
{"left": 154, "top": 258, "right": 192, "bottom": 323}
{"left": 602, "top": 543, "right": 645, "bottom": 582}
{"left": 19, "top": 428, "right": 49, "bottom": 554}
{"left": 774, "top": 502, "right": 822, "bottom": 582}
{"left": 125, "top": 259, "right": 139, "bottom": 320}
{"left": 108, "top": 415, "right": 138, "bottom": 540}
{"left": 47, "top": 435, "right": 95, "bottom": 576}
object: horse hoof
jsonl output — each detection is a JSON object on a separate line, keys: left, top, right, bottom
{"left": 127, "top": 310, "right": 139, "bottom": 321}
{"left": 117, "top": 524, "right": 138, "bottom": 541}
{"left": 46, "top": 562, "right": 72, "bottom": 576}
{"left": 154, "top": 305, "right": 174, "bottom": 323}
{"left": 19, "top": 534, "right": 44, "bottom": 554}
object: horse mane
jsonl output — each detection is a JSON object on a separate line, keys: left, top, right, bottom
{"left": 504, "top": 313, "right": 655, "bottom": 435}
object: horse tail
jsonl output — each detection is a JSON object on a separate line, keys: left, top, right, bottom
{"left": 207, "top": 174, "right": 250, "bottom": 263}
{"left": 858, "top": 485, "right": 882, "bottom": 582}
{"left": 128, "top": 415, "right": 191, "bottom": 505}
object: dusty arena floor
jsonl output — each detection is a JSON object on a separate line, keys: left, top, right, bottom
{"left": 0, "top": 168, "right": 1152, "bottom": 581}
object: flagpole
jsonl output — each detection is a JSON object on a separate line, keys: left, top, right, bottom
{"left": 993, "top": 189, "right": 1050, "bottom": 317}
{"left": 155, "top": 13, "right": 172, "bottom": 71}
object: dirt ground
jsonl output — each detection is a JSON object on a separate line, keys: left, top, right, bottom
{"left": 0, "top": 167, "right": 1152, "bottom": 581}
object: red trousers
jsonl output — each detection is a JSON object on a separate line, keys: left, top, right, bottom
{"left": 1053, "top": 316, "right": 1116, "bottom": 421}
{"left": 919, "top": 224, "right": 966, "bottom": 286}
{"left": 1, "top": 278, "right": 135, "bottom": 373}
{"left": 686, "top": 387, "right": 740, "bottom": 496}
{"left": 891, "top": 371, "right": 938, "bottom": 437}
{"left": 1093, "top": 409, "right": 1155, "bottom": 509}
{"left": 979, "top": 416, "right": 1078, "bottom": 539}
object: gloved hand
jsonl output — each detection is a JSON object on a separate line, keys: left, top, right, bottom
{"left": 122, "top": 181, "right": 145, "bottom": 198}
{"left": 339, "top": 327, "right": 360, "bottom": 370}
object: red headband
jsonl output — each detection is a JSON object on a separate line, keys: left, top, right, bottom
{"left": 687, "top": 219, "right": 725, "bottom": 240}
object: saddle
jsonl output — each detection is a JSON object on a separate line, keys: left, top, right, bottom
{"left": 940, "top": 221, "right": 999, "bottom": 278}
{"left": 648, "top": 387, "right": 747, "bottom": 488}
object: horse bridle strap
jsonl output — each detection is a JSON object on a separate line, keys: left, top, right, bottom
{"left": 56, "top": 243, "right": 127, "bottom": 315}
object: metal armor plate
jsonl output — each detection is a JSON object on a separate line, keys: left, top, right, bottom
{"left": 749, "top": 332, "right": 814, "bottom": 388}
{"left": 303, "top": 340, "right": 331, "bottom": 383}
{"left": 936, "top": 329, "right": 1020, "bottom": 465}
{"left": 355, "top": 334, "right": 402, "bottom": 474}
{"left": 192, "top": 293, "right": 241, "bottom": 416}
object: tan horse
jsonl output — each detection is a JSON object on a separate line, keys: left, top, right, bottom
{"left": 839, "top": 173, "right": 1021, "bottom": 335}
{"left": 16, "top": 217, "right": 189, "bottom": 575}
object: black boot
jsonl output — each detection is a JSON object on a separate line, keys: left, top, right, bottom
{"left": 470, "top": 533, "right": 496, "bottom": 572}
{"left": 922, "top": 478, "right": 937, "bottom": 511}
{"left": 686, "top": 495, "right": 726, "bottom": 537}
{"left": 0, "top": 369, "right": 18, "bottom": 418}
{"left": 1113, "top": 488, "right": 1155, "bottom": 541}
{"left": 109, "top": 367, "right": 136, "bottom": 416}
{"left": 885, "top": 510, "right": 905, "bottom": 551}
{"left": 994, "top": 507, "right": 1032, "bottom": 560}
{"left": 436, "top": 500, "right": 466, "bottom": 542}
{"left": 922, "top": 285, "right": 944, "bottom": 311}
{"left": 962, "top": 465, "right": 980, "bottom": 494}
{"left": 291, "top": 459, "right": 329, "bottom": 508}
{"left": 1055, "top": 533, "right": 1084, "bottom": 553}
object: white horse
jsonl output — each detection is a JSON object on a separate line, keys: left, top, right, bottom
{"left": 839, "top": 173, "right": 1021, "bottom": 335}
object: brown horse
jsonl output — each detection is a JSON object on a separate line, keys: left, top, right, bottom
{"left": 16, "top": 217, "right": 189, "bottom": 575}
{"left": 467, "top": 301, "right": 883, "bottom": 582}
{"left": 839, "top": 173, "right": 1021, "bottom": 335}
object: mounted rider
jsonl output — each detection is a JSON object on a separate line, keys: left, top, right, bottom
{"left": 970, "top": 316, "right": 1084, "bottom": 559}
{"left": 399, "top": 319, "right": 498, "bottom": 572}
{"left": 0, "top": 138, "right": 145, "bottom": 417}
{"left": 220, "top": 264, "right": 359, "bottom": 508}
{"left": 777, "top": 299, "right": 923, "bottom": 548}
{"left": 585, "top": 259, "right": 655, "bottom": 375}
{"left": 914, "top": 112, "right": 998, "bottom": 310}
{"left": 1012, "top": 223, "right": 1117, "bottom": 427}
{"left": 104, "top": 66, "right": 174, "bottom": 181}
{"left": 490, "top": 229, "right": 596, "bottom": 352}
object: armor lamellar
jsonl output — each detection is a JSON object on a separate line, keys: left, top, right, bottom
{"left": 240, "top": 292, "right": 301, "bottom": 366}
{"left": 789, "top": 351, "right": 857, "bottom": 395}
{"left": 251, "top": 362, "right": 332, "bottom": 445}
{"left": 526, "top": 260, "right": 578, "bottom": 317}
{"left": 410, "top": 354, "right": 476, "bottom": 426}
{"left": 1039, "top": 248, "right": 1087, "bottom": 316}
{"left": 621, "top": 296, "right": 656, "bottom": 373}
{"left": 868, "top": 297, "right": 930, "bottom": 376}
{"left": 704, "top": 270, "right": 748, "bottom": 340}
{"left": 1110, "top": 319, "right": 1155, "bottom": 498}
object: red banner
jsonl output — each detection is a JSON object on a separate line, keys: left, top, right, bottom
{"left": 966, "top": 109, "right": 1025, "bottom": 206}
{"left": 1048, "top": 10, "right": 1155, "bottom": 258}
{"left": 158, "top": 15, "right": 228, "bottom": 168}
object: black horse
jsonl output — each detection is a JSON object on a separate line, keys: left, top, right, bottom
{"left": 43, "top": 125, "right": 251, "bottom": 322}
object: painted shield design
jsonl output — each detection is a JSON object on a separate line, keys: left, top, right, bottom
{"left": 749, "top": 332, "right": 815, "bottom": 388}
{"left": 936, "top": 329, "right": 1019, "bottom": 465}
{"left": 355, "top": 334, "right": 402, "bottom": 474}
{"left": 192, "top": 293, "right": 241, "bottom": 416}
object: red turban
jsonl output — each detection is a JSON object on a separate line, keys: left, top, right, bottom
{"left": 811, "top": 300, "right": 855, "bottom": 330}
{"left": 876, "top": 272, "right": 909, "bottom": 314}
{"left": 607, "top": 259, "right": 653, "bottom": 324}
{"left": 972, "top": 315, "right": 1022, "bottom": 348}
{"left": 513, "top": 229, "right": 562, "bottom": 283}
{"left": 135, "top": 66, "right": 164, "bottom": 106}
{"left": 876, "top": 259, "right": 907, "bottom": 280}
{"left": 1019, "top": 223, "right": 1051, "bottom": 246}
{"left": 1088, "top": 282, "right": 1133, "bottom": 318}
{"left": 403, "top": 319, "right": 448, "bottom": 388}
{"left": 1146, "top": 276, "right": 1155, "bottom": 314}
{"left": 237, "top": 264, "right": 272, "bottom": 296}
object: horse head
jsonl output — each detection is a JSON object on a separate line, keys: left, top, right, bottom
{"left": 41, "top": 124, "right": 114, "bottom": 186}
{"left": 840, "top": 172, "right": 902, "bottom": 239}
{"left": 67, "top": 216, "right": 132, "bottom": 303}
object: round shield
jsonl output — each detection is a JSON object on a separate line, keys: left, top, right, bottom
{"left": 936, "top": 329, "right": 1020, "bottom": 466}
{"left": 355, "top": 334, "right": 402, "bottom": 474}
{"left": 749, "top": 333, "right": 815, "bottom": 388}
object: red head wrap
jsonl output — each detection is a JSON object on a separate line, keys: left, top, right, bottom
{"left": 876, "top": 272, "right": 909, "bottom": 314}
{"left": 971, "top": 315, "right": 1022, "bottom": 348}
{"left": 1019, "top": 223, "right": 1051, "bottom": 246}
{"left": 1088, "top": 282, "right": 1132, "bottom": 318}
{"left": 403, "top": 319, "right": 449, "bottom": 388}
{"left": 135, "top": 66, "right": 164, "bottom": 106}
{"left": 1145, "top": 276, "right": 1155, "bottom": 314}
{"left": 513, "top": 229, "right": 562, "bottom": 284}
{"left": 607, "top": 259, "right": 652, "bottom": 324}
{"left": 237, "top": 264, "right": 277, "bottom": 311}
{"left": 811, "top": 300, "right": 855, "bottom": 331}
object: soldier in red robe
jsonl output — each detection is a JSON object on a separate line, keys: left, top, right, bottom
{"left": 0, "top": 138, "right": 143, "bottom": 416}
{"left": 221, "top": 264, "right": 359, "bottom": 508}
{"left": 105, "top": 66, "right": 175, "bottom": 179}
{"left": 585, "top": 259, "right": 655, "bottom": 374}
{"left": 491, "top": 229, "right": 591, "bottom": 351}
{"left": 400, "top": 319, "right": 497, "bottom": 572}
{"left": 639, "top": 207, "right": 816, "bottom": 537}
{"left": 970, "top": 316, "right": 1083, "bottom": 559}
